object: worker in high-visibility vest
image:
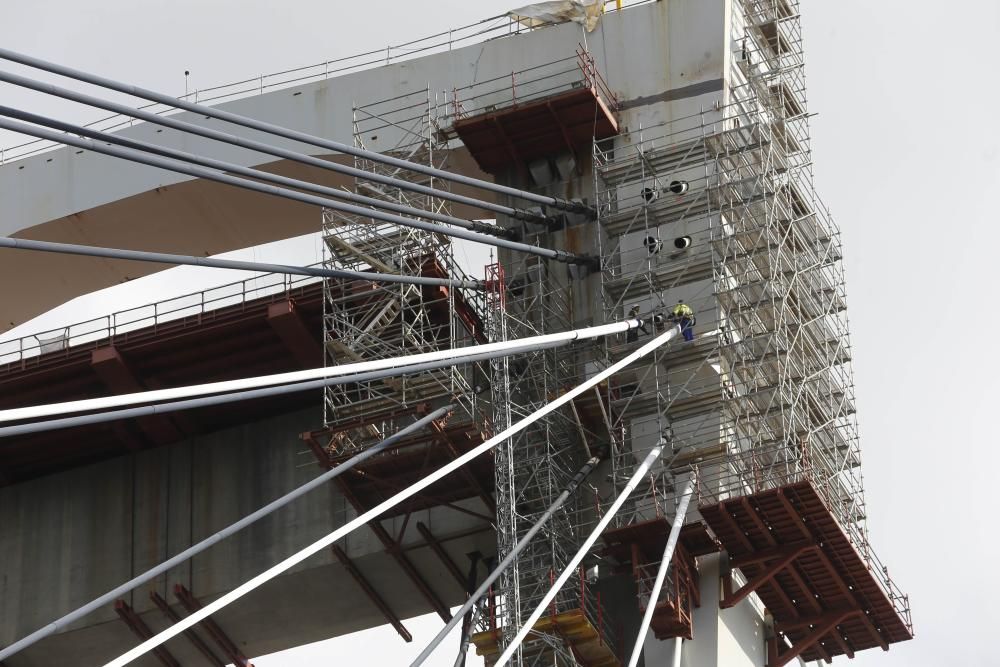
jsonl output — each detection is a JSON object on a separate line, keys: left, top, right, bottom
{"left": 670, "top": 300, "right": 696, "bottom": 342}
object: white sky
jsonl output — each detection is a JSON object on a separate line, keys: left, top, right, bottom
{"left": 2, "top": 0, "right": 997, "bottom": 665}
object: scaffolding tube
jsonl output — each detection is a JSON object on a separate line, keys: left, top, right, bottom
{"left": 494, "top": 443, "right": 666, "bottom": 667}
{"left": 0, "top": 406, "right": 451, "bottom": 663}
{"left": 100, "top": 326, "right": 679, "bottom": 667}
{"left": 625, "top": 480, "right": 694, "bottom": 667}
{"left": 0, "top": 105, "right": 511, "bottom": 240}
{"left": 0, "top": 47, "right": 591, "bottom": 214}
{"left": 411, "top": 455, "right": 602, "bottom": 667}
{"left": 0, "top": 116, "right": 589, "bottom": 266}
{"left": 0, "top": 69, "right": 548, "bottom": 225}
{"left": 0, "top": 321, "right": 637, "bottom": 425}
{"left": 0, "top": 238, "right": 480, "bottom": 289}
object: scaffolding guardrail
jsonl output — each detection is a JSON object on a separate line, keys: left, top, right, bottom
{"left": 0, "top": 269, "right": 320, "bottom": 370}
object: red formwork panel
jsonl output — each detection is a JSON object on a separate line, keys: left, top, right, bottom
{"left": 453, "top": 87, "right": 619, "bottom": 175}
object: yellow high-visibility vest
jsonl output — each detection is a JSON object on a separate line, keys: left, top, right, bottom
{"left": 672, "top": 304, "right": 693, "bottom": 318}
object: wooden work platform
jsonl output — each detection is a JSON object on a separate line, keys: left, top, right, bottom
{"left": 698, "top": 481, "right": 913, "bottom": 666}
{"left": 452, "top": 87, "right": 618, "bottom": 175}
{"left": 471, "top": 609, "right": 619, "bottom": 667}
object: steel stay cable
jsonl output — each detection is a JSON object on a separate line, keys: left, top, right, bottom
{"left": 0, "top": 340, "right": 569, "bottom": 437}
{"left": 0, "top": 406, "right": 452, "bottom": 662}
{"left": 101, "top": 325, "right": 679, "bottom": 667}
{"left": 0, "top": 103, "right": 510, "bottom": 239}
{"left": 0, "top": 237, "right": 479, "bottom": 289}
{"left": 0, "top": 46, "right": 590, "bottom": 213}
{"left": 0, "top": 321, "right": 638, "bottom": 425}
{"left": 0, "top": 115, "right": 588, "bottom": 265}
{"left": 0, "top": 69, "right": 546, "bottom": 224}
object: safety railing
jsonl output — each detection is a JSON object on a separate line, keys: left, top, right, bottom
{"left": 0, "top": 269, "right": 321, "bottom": 370}
{"left": 0, "top": 0, "right": 654, "bottom": 165}
{"left": 442, "top": 46, "right": 618, "bottom": 129}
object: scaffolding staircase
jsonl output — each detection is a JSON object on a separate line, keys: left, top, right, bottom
{"left": 320, "top": 88, "right": 485, "bottom": 455}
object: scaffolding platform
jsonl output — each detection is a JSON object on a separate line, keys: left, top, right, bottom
{"left": 698, "top": 481, "right": 913, "bottom": 666}
{"left": 471, "top": 608, "right": 620, "bottom": 667}
{"left": 453, "top": 86, "right": 618, "bottom": 174}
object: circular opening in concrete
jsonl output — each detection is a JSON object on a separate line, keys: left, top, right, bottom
{"left": 669, "top": 180, "right": 689, "bottom": 195}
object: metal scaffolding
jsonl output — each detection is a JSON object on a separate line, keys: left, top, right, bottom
{"left": 591, "top": 0, "right": 910, "bottom": 641}
{"left": 484, "top": 247, "right": 617, "bottom": 667}
{"left": 455, "top": 54, "right": 626, "bottom": 666}
{"left": 321, "top": 87, "right": 487, "bottom": 453}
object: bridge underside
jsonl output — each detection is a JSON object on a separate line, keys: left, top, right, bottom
{"left": 0, "top": 281, "right": 496, "bottom": 666}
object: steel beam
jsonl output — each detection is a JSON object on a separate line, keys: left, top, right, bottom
{"left": 778, "top": 492, "right": 889, "bottom": 653}
{"left": 266, "top": 300, "right": 324, "bottom": 369}
{"left": 335, "top": 478, "right": 452, "bottom": 622}
{"left": 348, "top": 468, "right": 494, "bottom": 523}
{"left": 91, "top": 346, "right": 182, "bottom": 444}
{"left": 331, "top": 545, "right": 413, "bottom": 642}
{"left": 722, "top": 501, "right": 807, "bottom": 617}
{"left": 729, "top": 542, "right": 817, "bottom": 569}
{"left": 415, "top": 522, "right": 468, "bottom": 591}
{"left": 114, "top": 600, "right": 181, "bottom": 667}
{"left": 173, "top": 585, "right": 254, "bottom": 667}
{"left": 769, "top": 611, "right": 854, "bottom": 667}
{"left": 150, "top": 592, "right": 225, "bottom": 667}
{"left": 775, "top": 607, "right": 858, "bottom": 633}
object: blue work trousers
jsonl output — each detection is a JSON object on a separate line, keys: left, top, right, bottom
{"left": 680, "top": 317, "right": 694, "bottom": 341}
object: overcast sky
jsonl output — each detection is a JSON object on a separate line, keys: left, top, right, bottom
{"left": 2, "top": 1, "right": 996, "bottom": 665}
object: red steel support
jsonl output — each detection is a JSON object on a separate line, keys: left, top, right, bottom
{"left": 335, "top": 478, "right": 452, "bottom": 622}
{"left": 769, "top": 611, "right": 854, "bottom": 667}
{"left": 150, "top": 591, "right": 225, "bottom": 667}
{"left": 332, "top": 545, "right": 413, "bottom": 642}
{"left": 91, "top": 346, "right": 182, "bottom": 444}
{"left": 426, "top": 418, "right": 495, "bottom": 514}
{"left": 726, "top": 501, "right": 814, "bottom": 617}
{"left": 415, "top": 521, "right": 468, "bottom": 591}
{"left": 300, "top": 431, "right": 332, "bottom": 467}
{"left": 266, "top": 300, "right": 323, "bottom": 369}
{"left": 173, "top": 585, "right": 254, "bottom": 667}
{"left": 114, "top": 599, "right": 181, "bottom": 667}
